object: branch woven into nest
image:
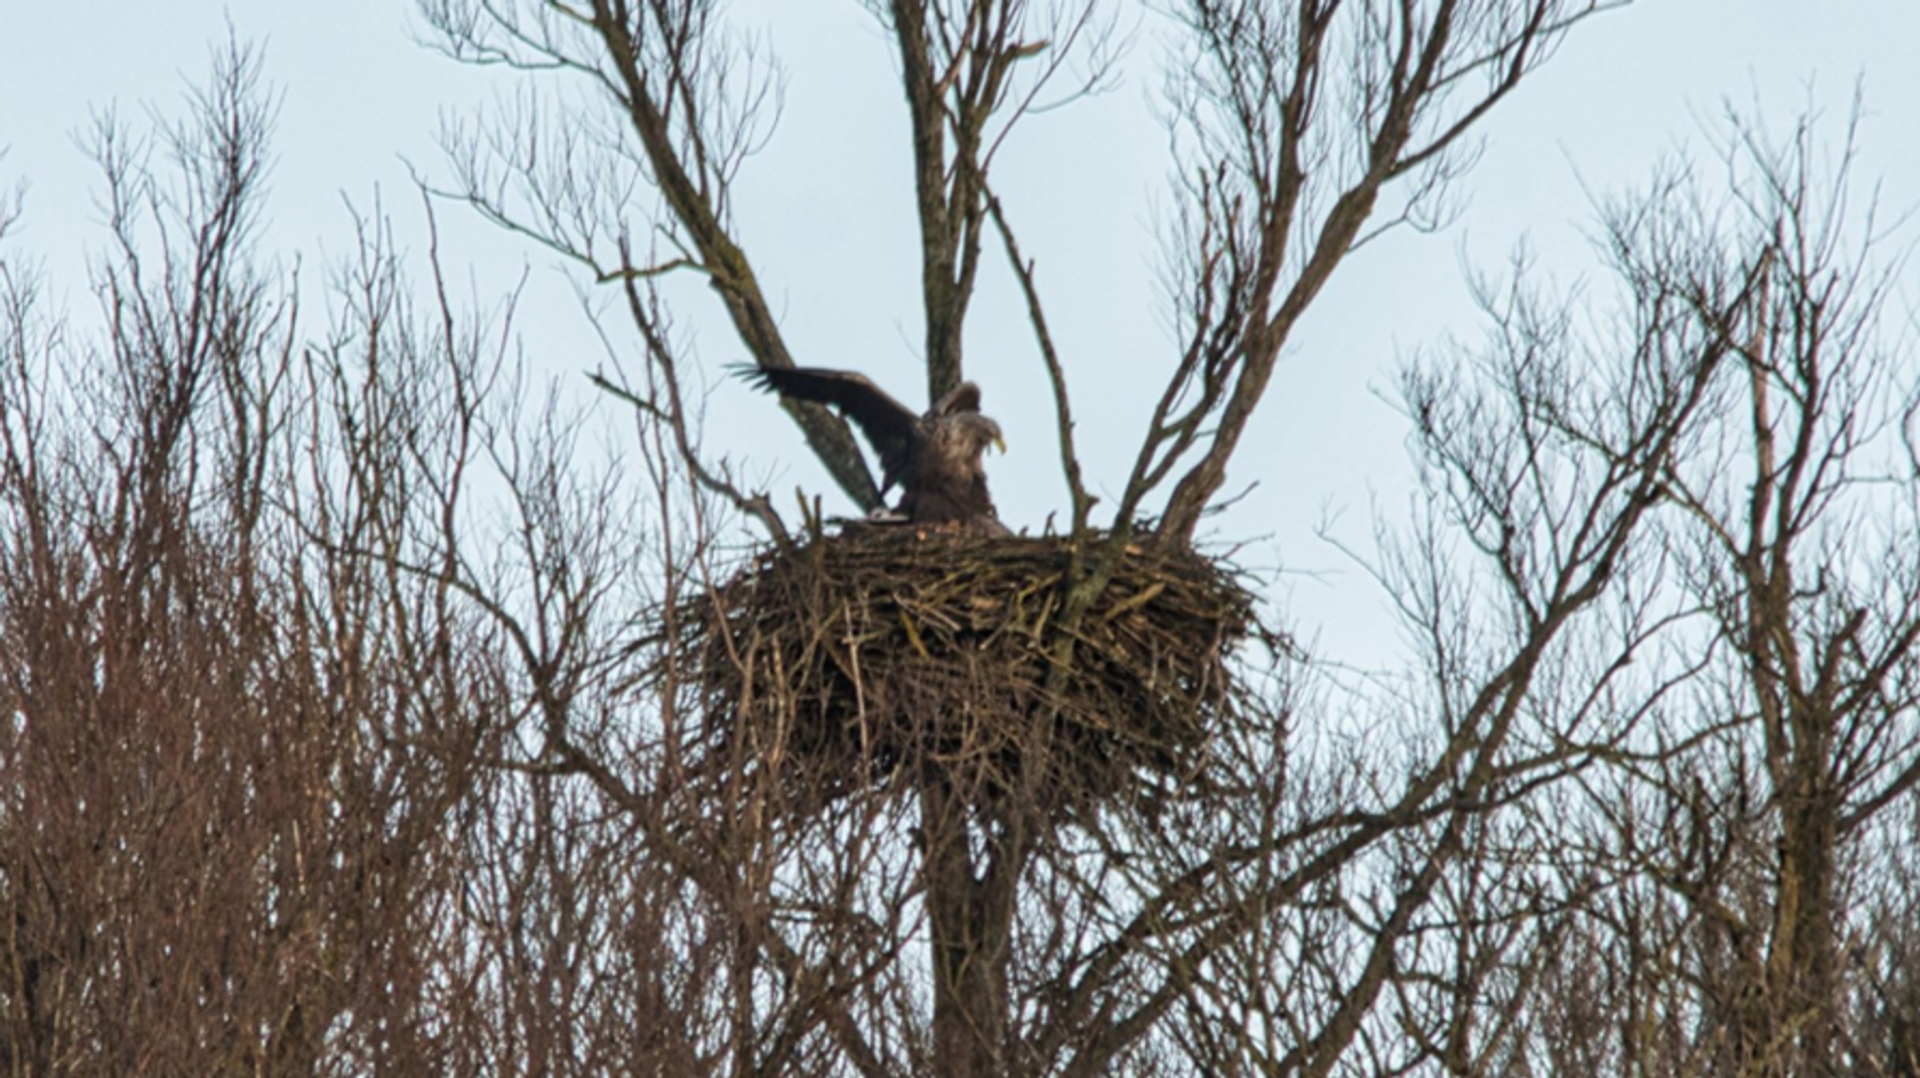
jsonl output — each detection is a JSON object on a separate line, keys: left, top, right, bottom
{"left": 679, "top": 527, "right": 1258, "bottom": 818}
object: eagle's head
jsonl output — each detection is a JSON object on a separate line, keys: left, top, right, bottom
{"left": 950, "top": 413, "right": 1006, "bottom": 465}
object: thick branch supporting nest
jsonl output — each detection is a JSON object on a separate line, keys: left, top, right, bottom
{"left": 685, "top": 528, "right": 1257, "bottom": 817}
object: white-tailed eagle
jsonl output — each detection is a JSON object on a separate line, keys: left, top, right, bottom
{"left": 738, "top": 365, "right": 1008, "bottom": 535}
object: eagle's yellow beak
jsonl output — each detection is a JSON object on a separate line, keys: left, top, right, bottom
{"left": 993, "top": 435, "right": 1007, "bottom": 454}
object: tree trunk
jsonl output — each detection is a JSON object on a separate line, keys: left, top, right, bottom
{"left": 919, "top": 774, "right": 1023, "bottom": 1078}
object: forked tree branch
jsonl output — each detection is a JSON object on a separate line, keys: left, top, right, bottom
{"left": 1142, "top": 0, "right": 1616, "bottom": 545}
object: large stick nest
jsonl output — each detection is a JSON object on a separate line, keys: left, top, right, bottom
{"left": 683, "top": 527, "right": 1258, "bottom": 817}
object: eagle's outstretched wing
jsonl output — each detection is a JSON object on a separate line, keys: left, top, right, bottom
{"left": 735, "top": 365, "right": 922, "bottom": 493}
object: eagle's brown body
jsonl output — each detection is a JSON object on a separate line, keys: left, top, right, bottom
{"left": 739, "top": 366, "right": 1008, "bottom": 535}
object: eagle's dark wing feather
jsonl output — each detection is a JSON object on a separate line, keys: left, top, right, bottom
{"left": 933, "top": 381, "right": 982, "bottom": 416}
{"left": 735, "top": 365, "right": 923, "bottom": 492}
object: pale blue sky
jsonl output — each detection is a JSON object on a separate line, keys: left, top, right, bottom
{"left": 3, "top": 1, "right": 1917, "bottom": 662}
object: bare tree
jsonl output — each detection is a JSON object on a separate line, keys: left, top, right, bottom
{"left": 0, "top": 45, "right": 480, "bottom": 1076}
{"left": 1113, "top": 0, "right": 1612, "bottom": 544}
{"left": 25, "top": 8, "right": 1919, "bottom": 1078}
{"left": 401, "top": 4, "right": 1647, "bottom": 1078}
{"left": 414, "top": 0, "right": 1118, "bottom": 512}
{"left": 1530, "top": 109, "right": 1920, "bottom": 1078}
{"left": 1361, "top": 106, "right": 1920, "bottom": 1078}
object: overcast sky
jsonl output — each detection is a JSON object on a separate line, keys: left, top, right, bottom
{"left": 4, "top": 1, "right": 1917, "bottom": 665}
